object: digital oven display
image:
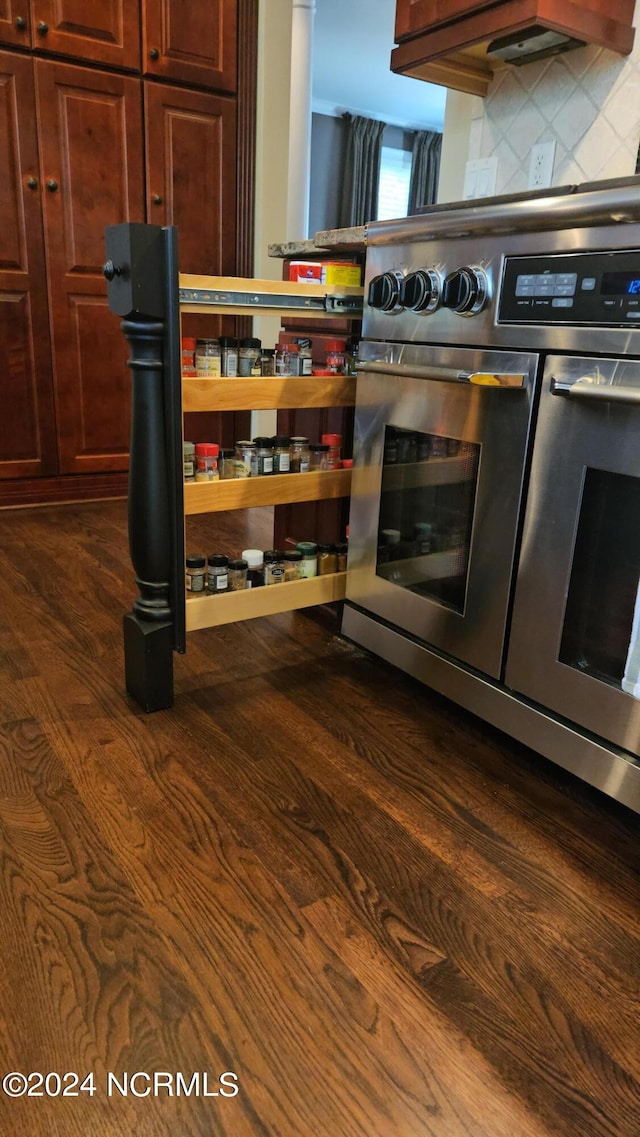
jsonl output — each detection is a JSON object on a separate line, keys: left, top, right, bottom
{"left": 600, "top": 271, "right": 640, "bottom": 295}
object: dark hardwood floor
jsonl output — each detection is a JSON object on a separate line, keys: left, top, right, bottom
{"left": 0, "top": 500, "right": 638, "bottom": 1137}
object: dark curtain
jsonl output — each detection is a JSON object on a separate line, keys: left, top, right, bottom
{"left": 408, "top": 130, "right": 442, "bottom": 214}
{"left": 339, "top": 113, "right": 386, "bottom": 227}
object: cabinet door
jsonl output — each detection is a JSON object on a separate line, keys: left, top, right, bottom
{"left": 36, "top": 60, "right": 144, "bottom": 475}
{"left": 146, "top": 80, "right": 240, "bottom": 446}
{"left": 0, "top": 50, "right": 57, "bottom": 479}
{"left": 145, "top": 81, "right": 237, "bottom": 275}
{"left": 0, "top": 0, "right": 32, "bottom": 48}
{"left": 31, "top": 0, "right": 140, "bottom": 69}
{"left": 143, "top": 0, "right": 236, "bottom": 92}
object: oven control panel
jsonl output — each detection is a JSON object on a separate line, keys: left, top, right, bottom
{"left": 499, "top": 250, "right": 640, "bottom": 325}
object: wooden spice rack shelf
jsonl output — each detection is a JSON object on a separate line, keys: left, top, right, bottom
{"left": 182, "top": 375, "right": 357, "bottom": 413}
{"left": 185, "top": 572, "right": 347, "bottom": 632}
{"left": 179, "top": 273, "right": 363, "bottom": 320}
{"left": 184, "top": 468, "right": 352, "bottom": 516}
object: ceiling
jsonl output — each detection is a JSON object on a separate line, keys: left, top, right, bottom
{"left": 311, "top": 0, "right": 447, "bottom": 132}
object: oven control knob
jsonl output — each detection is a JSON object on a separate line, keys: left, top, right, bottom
{"left": 400, "top": 269, "right": 442, "bottom": 313}
{"left": 442, "top": 266, "right": 488, "bottom": 315}
{"left": 367, "top": 271, "right": 404, "bottom": 313}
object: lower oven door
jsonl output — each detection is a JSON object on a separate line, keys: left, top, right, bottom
{"left": 506, "top": 356, "right": 640, "bottom": 758}
{"left": 346, "top": 341, "right": 539, "bottom": 679}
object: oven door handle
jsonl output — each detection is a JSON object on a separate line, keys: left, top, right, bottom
{"left": 357, "top": 360, "right": 526, "bottom": 388}
{"left": 551, "top": 378, "right": 640, "bottom": 405}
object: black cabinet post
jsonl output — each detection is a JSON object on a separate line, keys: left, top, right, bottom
{"left": 104, "top": 222, "right": 185, "bottom": 711}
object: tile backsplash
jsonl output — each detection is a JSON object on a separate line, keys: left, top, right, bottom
{"left": 468, "top": 39, "right": 640, "bottom": 192}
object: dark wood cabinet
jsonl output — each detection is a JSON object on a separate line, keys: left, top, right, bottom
{"left": 145, "top": 82, "right": 237, "bottom": 275}
{"left": 0, "top": 0, "right": 140, "bottom": 67}
{"left": 0, "top": 0, "right": 253, "bottom": 504}
{"left": 0, "top": 49, "right": 57, "bottom": 480}
{"left": 142, "top": 0, "right": 237, "bottom": 91}
{"left": 36, "top": 60, "right": 145, "bottom": 474}
{"left": 392, "top": 0, "right": 636, "bottom": 96}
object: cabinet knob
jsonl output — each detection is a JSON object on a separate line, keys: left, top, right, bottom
{"left": 15, "top": 16, "right": 27, "bottom": 29}
{"left": 46, "top": 178, "right": 58, "bottom": 192}
{"left": 149, "top": 47, "right": 160, "bottom": 60}
{"left": 37, "top": 20, "right": 49, "bottom": 34}
{"left": 26, "top": 176, "right": 38, "bottom": 190}
{"left": 152, "top": 193, "right": 163, "bottom": 205}
{"left": 102, "top": 260, "right": 123, "bottom": 282}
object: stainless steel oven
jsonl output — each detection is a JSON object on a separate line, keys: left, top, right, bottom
{"left": 342, "top": 180, "right": 640, "bottom": 813}
{"left": 506, "top": 354, "right": 640, "bottom": 756}
{"left": 349, "top": 341, "right": 538, "bottom": 678}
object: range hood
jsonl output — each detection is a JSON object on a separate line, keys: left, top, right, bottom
{"left": 391, "top": 0, "right": 636, "bottom": 97}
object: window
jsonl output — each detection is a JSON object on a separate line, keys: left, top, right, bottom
{"left": 377, "top": 145, "right": 412, "bottom": 221}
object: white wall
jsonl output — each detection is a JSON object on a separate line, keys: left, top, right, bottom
{"left": 438, "top": 36, "right": 640, "bottom": 197}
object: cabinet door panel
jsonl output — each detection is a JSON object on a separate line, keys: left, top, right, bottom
{"left": 143, "top": 0, "right": 236, "bottom": 92}
{"left": 33, "top": 0, "right": 140, "bottom": 69}
{"left": 36, "top": 60, "right": 144, "bottom": 474}
{"left": 0, "top": 0, "right": 32, "bottom": 48}
{"left": 145, "top": 81, "right": 236, "bottom": 275}
{"left": 0, "top": 50, "right": 57, "bottom": 479}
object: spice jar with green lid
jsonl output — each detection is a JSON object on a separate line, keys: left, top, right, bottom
{"left": 295, "top": 541, "right": 318, "bottom": 578}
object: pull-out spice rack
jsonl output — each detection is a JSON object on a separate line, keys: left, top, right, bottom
{"left": 104, "top": 222, "right": 362, "bottom": 710}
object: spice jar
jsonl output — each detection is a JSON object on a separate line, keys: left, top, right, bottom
{"left": 253, "top": 437, "right": 274, "bottom": 475}
{"left": 321, "top": 433, "right": 342, "bottom": 469}
{"left": 317, "top": 543, "right": 338, "bottom": 575}
{"left": 234, "top": 440, "right": 256, "bottom": 478}
{"left": 272, "top": 436, "right": 291, "bottom": 473}
{"left": 218, "top": 448, "right": 236, "bottom": 479}
{"left": 185, "top": 554, "right": 206, "bottom": 593}
{"left": 260, "top": 347, "right": 276, "bottom": 376}
{"left": 295, "top": 338, "right": 313, "bottom": 376}
{"left": 238, "top": 337, "right": 262, "bottom": 376}
{"left": 289, "top": 436, "right": 310, "bottom": 473}
{"left": 335, "top": 541, "right": 348, "bottom": 571}
{"left": 181, "top": 337, "right": 197, "bottom": 377}
{"left": 207, "top": 553, "right": 229, "bottom": 593}
{"left": 228, "top": 558, "right": 248, "bottom": 591}
{"left": 195, "top": 442, "right": 219, "bottom": 480}
{"left": 242, "top": 549, "right": 264, "bottom": 588}
{"left": 325, "top": 338, "right": 346, "bottom": 373}
{"left": 284, "top": 550, "right": 302, "bottom": 580}
{"left": 309, "top": 443, "right": 330, "bottom": 471}
{"left": 275, "top": 344, "right": 292, "bottom": 376}
{"left": 183, "top": 441, "right": 195, "bottom": 481}
{"left": 219, "top": 337, "right": 238, "bottom": 377}
{"left": 195, "top": 338, "right": 221, "bottom": 377}
{"left": 263, "top": 549, "right": 286, "bottom": 585}
{"left": 296, "top": 541, "right": 318, "bottom": 578}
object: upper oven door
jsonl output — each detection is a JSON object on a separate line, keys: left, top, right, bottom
{"left": 347, "top": 341, "right": 539, "bottom": 679}
{"left": 506, "top": 356, "right": 640, "bottom": 758}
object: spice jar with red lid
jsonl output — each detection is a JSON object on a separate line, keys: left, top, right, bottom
{"left": 321, "top": 433, "right": 342, "bottom": 469}
{"left": 325, "top": 339, "right": 347, "bottom": 373}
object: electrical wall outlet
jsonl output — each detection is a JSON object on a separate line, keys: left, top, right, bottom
{"left": 528, "top": 141, "right": 556, "bottom": 189}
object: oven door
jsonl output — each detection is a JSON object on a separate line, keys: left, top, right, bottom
{"left": 346, "top": 341, "right": 539, "bottom": 679}
{"left": 506, "top": 356, "right": 640, "bottom": 757}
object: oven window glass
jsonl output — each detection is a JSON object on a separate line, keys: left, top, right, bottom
{"left": 559, "top": 468, "right": 640, "bottom": 694}
{"left": 376, "top": 426, "right": 480, "bottom": 614}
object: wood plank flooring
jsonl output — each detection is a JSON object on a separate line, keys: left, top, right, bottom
{"left": 0, "top": 500, "right": 638, "bottom": 1137}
